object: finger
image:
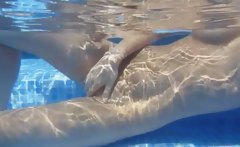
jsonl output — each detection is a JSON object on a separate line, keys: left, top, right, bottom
{"left": 88, "top": 81, "right": 103, "bottom": 96}
{"left": 85, "top": 77, "right": 93, "bottom": 92}
{"left": 102, "top": 80, "right": 115, "bottom": 98}
{"left": 85, "top": 71, "right": 97, "bottom": 91}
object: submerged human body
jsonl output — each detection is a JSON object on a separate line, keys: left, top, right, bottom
{"left": 0, "top": 28, "right": 167, "bottom": 110}
{"left": 1, "top": 1, "right": 240, "bottom": 146}
{"left": 0, "top": 28, "right": 240, "bottom": 146}
{"left": 1, "top": 0, "right": 238, "bottom": 110}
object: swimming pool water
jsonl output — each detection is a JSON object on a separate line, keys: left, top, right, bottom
{"left": 109, "top": 108, "right": 240, "bottom": 147}
{"left": 10, "top": 57, "right": 240, "bottom": 147}
{"left": 10, "top": 58, "right": 86, "bottom": 109}
{"left": 9, "top": 32, "right": 240, "bottom": 147}
{"left": 2, "top": 0, "right": 240, "bottom": 146}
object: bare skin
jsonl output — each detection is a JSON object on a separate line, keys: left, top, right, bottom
{"left": 0, "top": 28, "right": 240, "bottom": 147}
{"left": 85, "top": 30, "right": 171, "bottom": 97}
{"left": 0, "top": 29, "right": 169, "bottom": 110}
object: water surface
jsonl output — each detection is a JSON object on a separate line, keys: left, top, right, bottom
{"left": 1, "top": 0, "right": 240, "bottom": 32}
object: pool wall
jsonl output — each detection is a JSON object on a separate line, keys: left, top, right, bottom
{"left": 10, "top": 59, "right": 86, "bottom": 109}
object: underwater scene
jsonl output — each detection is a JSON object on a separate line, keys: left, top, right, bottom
{"left": 0, "top": 0, "right": 240, "bottom": 146}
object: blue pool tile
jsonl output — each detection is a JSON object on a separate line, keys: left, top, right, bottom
{"left": 10, "top": 59, "right": 85, "bottom": 109}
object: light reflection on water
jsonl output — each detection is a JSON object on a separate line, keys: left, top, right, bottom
{"left": 0, "top": 0, "right": 88, "bottom": 31}
{"left": 1, "top": 0, "right": 240, "bottom": 32}
{"left": 1, "top": 0, "right": 53, "bottom": 31}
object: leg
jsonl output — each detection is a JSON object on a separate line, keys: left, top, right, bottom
{"left": 0, "top": 30, "right": 105, "bottom": 83}
{"left": 0, "top": 44, "right": 20, "bottom": 110}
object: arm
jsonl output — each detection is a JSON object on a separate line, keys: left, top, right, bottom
{"left": 109, "top": 30, "right": 163, "bottom": 64}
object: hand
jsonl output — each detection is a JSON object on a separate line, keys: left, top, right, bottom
{"left": 85, "top": 51, "right": 122, "bottom": 98}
